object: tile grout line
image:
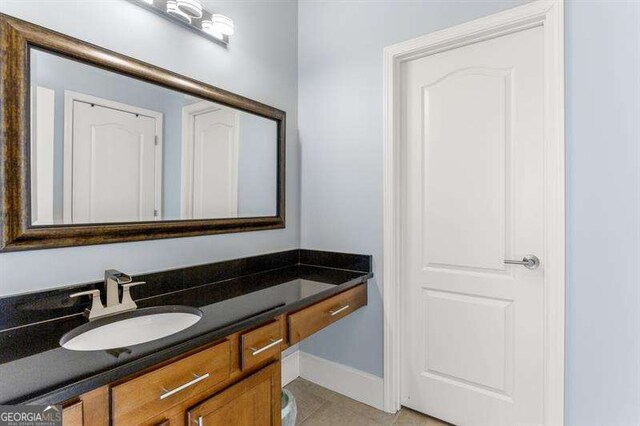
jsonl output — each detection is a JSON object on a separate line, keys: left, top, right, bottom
{"left": 298, "top": 399, "right": 330, "bottom": 425}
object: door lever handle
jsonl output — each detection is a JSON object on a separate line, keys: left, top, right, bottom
{"left": 504, "top": 255, "right": 540, "bottom": 270}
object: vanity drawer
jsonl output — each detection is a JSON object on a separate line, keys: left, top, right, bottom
{"left": 111, "top": 340, "right": 231, "bottom": 425}
{"left": 240, "top": 321, "right": 283, "bottom": 371}
{"left": 288, "top": 284, "right": 367, "bottom": 344}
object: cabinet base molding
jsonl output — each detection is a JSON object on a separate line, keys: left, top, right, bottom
{"left": 281, "top": 350, "right": 300, "bottom": 386}
{"left": 298, "top": 352, "right": 385, "bottom": 412}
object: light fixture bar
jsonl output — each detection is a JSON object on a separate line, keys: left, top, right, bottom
{"left": 128, "top": 0, "right": 232, "bottom": 46}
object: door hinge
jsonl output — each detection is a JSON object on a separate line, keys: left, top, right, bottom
{"left": 153, "top": 209, "right": 158, "bottom": 217}
{"left": 154, "top": 135, "right": 159, "bottom": 146}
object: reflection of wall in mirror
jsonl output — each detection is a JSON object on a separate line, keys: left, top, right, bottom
{"left": 237, "top": 112, "right": 278, "bottom": 218}
{"left": 30, "top": 49, "right": 279, "bottom": 224}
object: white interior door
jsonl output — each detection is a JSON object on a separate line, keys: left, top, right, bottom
{"left": 70, "top": 101, "right": 159, "bottom": 223}
{"left": 183, "top": 105, "right": 239, "bottom": 219}
{"left": 401, "top": 26, "right": 544, "bottom": 426}
{"left": 31, "top": 86, "right": 55, "bottom": 225}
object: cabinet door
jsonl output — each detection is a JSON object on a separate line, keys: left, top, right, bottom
{"left": 187, "top": 362, "right": 280, "bottom": 426}
{"left": 62, "top": 401, "right": 83, "bottom": 426}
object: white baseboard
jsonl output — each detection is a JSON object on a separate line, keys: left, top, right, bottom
{"left": 298, "top": 352, "right": 384, "bottom": 411}
{"left": 281, "top": 350, "right": 300, "bottom": 386}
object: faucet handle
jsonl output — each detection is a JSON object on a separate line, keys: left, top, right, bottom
{"left": 70, "top": 289, "right": 104, "bottom": 320}
{"left": 120, "top": 281, "right": 145, "bottom": 289}
{"left": 120, "top": 281, "right": 145, "bottom": 308}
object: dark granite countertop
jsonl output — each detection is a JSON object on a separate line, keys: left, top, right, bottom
{"left": 0, "top": 250, "right": 372, "bottom": 405}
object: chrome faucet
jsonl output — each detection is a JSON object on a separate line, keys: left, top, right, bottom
{"left": 70, "top": 270, "right": 145, "bottom": 321}
{"left": 104, "top": 269, "right": 132, "bottom": 307}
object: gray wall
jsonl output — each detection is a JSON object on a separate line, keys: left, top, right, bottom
{"left": 0, "top": 0, "right": 299, "bottom": 296}
{"left": 238, "top": 113, "right": 278, "bottom": 217}
{"left": 298, "top": 0, "right": 640, "bottom": 424}
{"left": 565, "top": 1, "right": 640, "bottom": 424}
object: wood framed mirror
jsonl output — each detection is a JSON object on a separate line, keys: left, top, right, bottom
{"left": 0, "top": 14, "right": 285, "bottom": 251}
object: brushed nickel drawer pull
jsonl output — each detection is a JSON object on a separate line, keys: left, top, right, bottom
{"left": 159, "top": 372, "right": 210, "bottom": 400}
{"left": 329, "top": 305, "right": 350, "bottom": 316}
{"left": 249, "top": 338, "right": 283, "bottom": 356}
{"left": 197, "top": 415, "right": 204, "bottom": 426}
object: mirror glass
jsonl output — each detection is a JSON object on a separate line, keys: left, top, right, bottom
{"left": 29, "top": 48, "right": 278, "bottom": 225}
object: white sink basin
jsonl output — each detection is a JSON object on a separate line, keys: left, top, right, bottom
{"left": 60, "top": 306, "right": 202, "bottom": 351}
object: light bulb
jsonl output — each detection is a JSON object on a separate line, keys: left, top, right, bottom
{"left": 166, "top": 0, "right": 191, "bottom": 24}
{"left": 202, "top": 20, "right": 223, "bottom": 40}
{"left": 177, "top": 0, "right": 203, "bottom": 19}
{"left": 211, "top": 14, "right": 234, "bottom": 36}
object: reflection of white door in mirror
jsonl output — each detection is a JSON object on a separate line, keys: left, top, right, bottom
{"left": 181, "top": 101, "right": 239, "bottom": 219}
{"left": 31, "top": 86, "right": 56, "bottom": 225}
{"left": 63, "top": 91, "right": 163, "bottom": 224}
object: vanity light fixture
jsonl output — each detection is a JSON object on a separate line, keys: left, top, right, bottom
{"left": 129, "top": 0, "right": 232, "bottom": 46}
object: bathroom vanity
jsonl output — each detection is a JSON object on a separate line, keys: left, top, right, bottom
{"left": 0, "top": 14, "right": 372, "bottom": 425}
{"left": 0, "top": 250, "right": 372, "bottom": 425}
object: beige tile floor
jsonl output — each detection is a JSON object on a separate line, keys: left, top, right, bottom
{"left": 284, "top": 378, "right": 451, "bottom": 425}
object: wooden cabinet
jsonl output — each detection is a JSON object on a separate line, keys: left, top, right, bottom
{"left": 187, "top": 362, "right": 281, "bottom": 426}
{"left": 288, "top": 284, "right": 367, "bottom": 344}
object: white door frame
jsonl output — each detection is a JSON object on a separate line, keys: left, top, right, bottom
{"left": 180, "top": 100, "right": 240, "bottom": 219}
{"left": 382, "top": 1, "right": 565, "bottom": 424}
{"left": 63, "top": 90, "right": 164, "bottom": 223}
